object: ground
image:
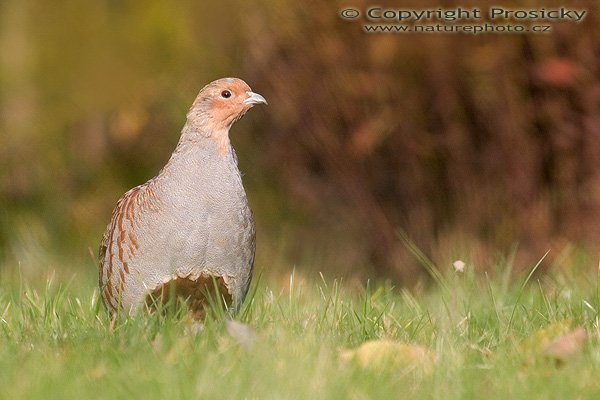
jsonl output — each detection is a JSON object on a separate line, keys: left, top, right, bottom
{"left": 1, "top": 257, "right": 600, "bottom": 400}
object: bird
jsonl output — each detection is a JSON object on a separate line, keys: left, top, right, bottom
{"left": 98, "top": 77, "right": 266, "bottom": 316}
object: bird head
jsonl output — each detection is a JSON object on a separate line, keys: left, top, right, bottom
{"left": 187, "top": 77, "right": 267, "bottom": 133}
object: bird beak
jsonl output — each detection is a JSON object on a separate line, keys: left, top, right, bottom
{"left": 243, "top": 91, "right": 267, "bottom": 106}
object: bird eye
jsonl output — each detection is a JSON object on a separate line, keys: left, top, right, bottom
{"left": 221, "top": 90, "right": 232, "bottom": 98}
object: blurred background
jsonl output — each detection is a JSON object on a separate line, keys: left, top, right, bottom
{"left": 1, "top": 0, "right": 600, "bottom": 287}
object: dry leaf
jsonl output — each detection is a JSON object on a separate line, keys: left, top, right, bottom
{"left": 225, "top": 319, "right": 257, "bottom": 350}
{"left": 88, "top": 362, "right": 108, "bottom": 380}
{"left": 340, "top": 339, "right": 435, "bottom": 372}
{"left": 520, "top": 320, "right": 572, "bottom": 354}
{"left": 543, "top": 327, "right": 587, "bottom": 362}
{"left": 520, "top": 321, "right": 587, "bottom": 365}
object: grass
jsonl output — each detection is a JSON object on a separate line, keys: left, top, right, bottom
{"left": 1, "top": 258, "right": 600, "bottom": 399}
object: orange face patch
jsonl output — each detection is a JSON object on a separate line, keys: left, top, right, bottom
{"left": 187, "top": 78, "right": 263, "bottom": 155}
{"left": 199, "top": 79, "right": 253, "bottom": 131}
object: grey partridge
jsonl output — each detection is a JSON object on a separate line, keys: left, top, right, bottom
{"left": 98, "top": 77, "right": 266, "bottom": 315}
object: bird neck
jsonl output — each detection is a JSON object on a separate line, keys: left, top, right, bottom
{"left": 154, "top": 122, "right": 237, "bottom": 187}
{"left": 177, "top": 121, "right": 232, "bottom": 155}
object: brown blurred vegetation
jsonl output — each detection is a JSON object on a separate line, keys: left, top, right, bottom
{"left": 1, "top": 0, "right": 600, "bottom": 283}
